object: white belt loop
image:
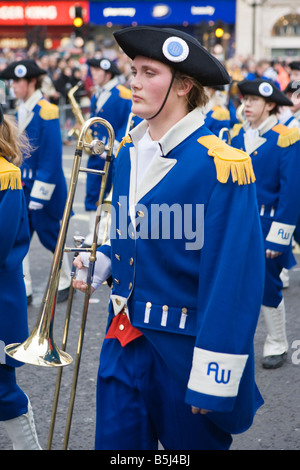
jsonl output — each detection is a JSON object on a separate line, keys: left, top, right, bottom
{"left": 161, "top": 305, "right": 168, "bottom": 326}
{"left": 144, "top": 302, "right": 151, "bottom": 323}
{"left": 179, "top": 308, "right": 188, "bottom": 329}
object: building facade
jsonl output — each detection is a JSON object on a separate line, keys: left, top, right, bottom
{"left": 235, "top": 0, "right": 300, "bottom": 59}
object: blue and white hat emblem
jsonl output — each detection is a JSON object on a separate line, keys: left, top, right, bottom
{"left": 258, "top": 81, "right": 273, "bottom": 97}
{"left": 162, "top": 36, "right": 189, "bottom": 63}
{"left": 100, "top": 59, "right": 111, "bottom": 70}
{"left": 14, "top": 64, "right": 27, "bottom": 78}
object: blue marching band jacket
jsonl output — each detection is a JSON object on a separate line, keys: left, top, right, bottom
{"left": 0, "top": 158, "right": 30, "bottom": 367}
{"left": 231, "top": 115, "right": 300, "bottom": 269}
{"left": 18, "top": 90, "right": 67, "bottom": 222}
{"left": 97, "top": 108, "right": 266, "bottom": 434}
{"left": 85, "top": 77, "right": 132, "bottom": 211}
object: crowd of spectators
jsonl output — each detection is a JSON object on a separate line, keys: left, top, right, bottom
{"left": 0, "top": 36, "right": 297, "bottom": 139}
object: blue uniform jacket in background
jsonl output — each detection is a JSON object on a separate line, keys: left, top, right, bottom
{"left": 18, "top": 90, "right": 67, "bottom": 222}
{"left": 85, "top": 77, "right": 132, "bottom": 211}
{"left": 231, "top": 116, "right": 300, "bottom": 269}
{"left": 0, "top": 158, "right": 30, "bottom": 367}
{"left": 98, "top": 108, "right": 265, "bottom": 434}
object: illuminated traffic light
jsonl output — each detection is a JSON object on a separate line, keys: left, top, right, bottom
{"left": 73, "top": 6, "right": 83, "bottom": 36}
{"left": 215, "top": 27, "right": 224, "bottom": 39}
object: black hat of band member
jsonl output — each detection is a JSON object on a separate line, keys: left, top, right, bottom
{"left": 86, "top": 57, "right": 121, "bottom": 76}
{"left": 284, "top": 80, "right": 300, "bottom": 95}
{"left": 237, "top": 78, "right": 293, "bottom": 106}
{"left": 0, "top": 59, "right": 47, "bottom": 79}
{"left": 113, "top": 26, "right": 230, "bottom": 86}
{"left": 289, "top": 61, "right": 300, "bottom": 71}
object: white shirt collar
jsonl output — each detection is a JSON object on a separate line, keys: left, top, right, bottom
{"left": 130, "top": 107, "right": 205, "bottom": 156}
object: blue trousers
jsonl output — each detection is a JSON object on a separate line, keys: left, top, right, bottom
{"left": 0, "top": 365, "right": 28, "bottom": 421}
{"left": 95, "top": 336, "right": 232, "bottom": 450}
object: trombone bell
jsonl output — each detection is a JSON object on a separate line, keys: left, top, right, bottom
{"left": 5, "top": 325, "right": 73, "bottom": 367}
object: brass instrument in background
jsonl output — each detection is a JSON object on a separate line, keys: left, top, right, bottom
{"left": 236, "top": 102, "right": 245, "bottom": 123}
{"left": 5, "top": 117, "right": 115, "bottom": 450}
{"left": 67, "top": 81, "right": 93, "bottom": 147}
{"left": 218, "top": 127, "right": 232, "bottom": 144}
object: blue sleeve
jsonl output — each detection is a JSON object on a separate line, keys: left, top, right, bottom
{"left": 185, "top": 179, "right": 265, "bottom": 413}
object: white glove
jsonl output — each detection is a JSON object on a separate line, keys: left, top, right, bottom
{"left": 29, "top": 200, "right": 44, "bottom": 210}
{"left": 77, "top": 251, "right": 112, "bottom": 290}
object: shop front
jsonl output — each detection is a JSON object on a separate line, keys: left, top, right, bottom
{"left": 89, "top": 0, "right": 237, "bottom": 58}
{"left": 0, "top": 1, "right": 89, "bottom": 50}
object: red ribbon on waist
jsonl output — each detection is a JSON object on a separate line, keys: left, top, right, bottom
{"left": 105, "top": 311, "right": 143, "bottom": 347}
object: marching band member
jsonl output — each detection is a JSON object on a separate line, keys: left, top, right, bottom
{"left": 279, "top": 81, "right": 300, "bottom": 130}
{"left": 0, "top": 106, "right": 41, "bottom": 449}
{"left": 84, "top": 57, "right": 132, "bottom": 246}
{"left": 231, "top": 78, "right": 300, "bottom": 369}
{"left": 0, "top": 60, "right": 71, "bottom": 303}
{"left": 74, "top": 26, "right": 265, "bottom": 450}
{"left": 203, "top": 85, "right": 231, "bottom": 139}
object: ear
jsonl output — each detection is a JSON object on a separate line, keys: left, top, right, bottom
{"left": 177, "top": 77, "right": 194, "bottom": 97}
{"left": 265, "top": 101, "right": 276, "bottom": 113}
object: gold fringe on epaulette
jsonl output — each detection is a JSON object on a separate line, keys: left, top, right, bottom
{"left": 211, "top": 106, "right": 230, "bottom": 121}
{"left": 212, "top": 152, "right": 256, "bottom": 185}
{"left": 117, "top": 85, "right": 132, "bottom": 100}
{"left": 38, "top": 100, "right": 59, "bottom": 120}
{"left": 0, "top": 157, "right": 22, "bottom": 190}
{"left": 115, "top": 134, "right": 132, "bottom": 158}
{"left": 231, "top": 123, "right": 243, "bottom": 138}
{"left": 198, "top": 134, "right": 256, "bottom": 185}
{"left": 277, "top": 127, "right": 300, "bottom": 148}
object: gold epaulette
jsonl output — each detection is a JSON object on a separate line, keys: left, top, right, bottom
{"left": 198, "top": 134, "right": 255, "bottom": 185}
{"left": 272, "top": 124, "right": 300, "bottom": 148}
{"left": 0, "top": 156, "right": 22, "bottom": 190}
{"left": 211, "top": 106, "right": 230, "bottom": 121}
{"left": 38, "top": 99, "right": 59, "bottom": 120}
{"left": 231, "top": 123, "right": 243, "bottom": 138}
{"left": 115, "top": 134, "right": 132, "bottom": 158}
{"left": 117, "top": 85, "right": 132, "bottom": 100}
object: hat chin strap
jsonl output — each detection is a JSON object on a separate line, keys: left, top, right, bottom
{"left": 147, "top": 70, "right": 176, "bottom": 120}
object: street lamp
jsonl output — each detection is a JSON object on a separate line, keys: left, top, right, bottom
{"left": 243, "top": 0, "right": 267, "bottom": 55}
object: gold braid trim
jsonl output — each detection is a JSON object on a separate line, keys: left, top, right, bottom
{"left": 198, "top": 134, "right": 256, "bottom": 185}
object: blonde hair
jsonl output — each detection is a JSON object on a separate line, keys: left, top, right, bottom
{"left": 0, "top": 114, "right": 31, "bottom": 167}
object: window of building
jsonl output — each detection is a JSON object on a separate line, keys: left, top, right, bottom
{"left": 272, "top": 13, "right": 300, "bottom": 37}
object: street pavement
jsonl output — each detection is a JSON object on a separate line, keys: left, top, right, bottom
{"left": 0, "top": 143, "right": 300, "bottom": 451}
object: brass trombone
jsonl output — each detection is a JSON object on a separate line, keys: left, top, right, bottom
{"left": 5, "top": 117, "right": 115, "bottom": 449}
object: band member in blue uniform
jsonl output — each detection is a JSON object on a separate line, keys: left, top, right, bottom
{"left": 84, "top": 57, "right": 132, "bottom": 246}
{"left": 0, "top": 60, "right": 71, "bottom": 303}
{"left": 0, "top": 107, "right": 41, "bottom": 449}
{"left": 74, "top": 26, "right": 265, "bottom": 450}
{"left": 204, "top": 85, "right": 231, "bottom": 139}
{"left": 231, "top": 78, "right": 300, "bottom": 369}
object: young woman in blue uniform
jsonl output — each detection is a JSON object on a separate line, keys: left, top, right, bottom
{"left": 0, "top": 107, "right": 41, "bottom": 449}
{"left": 0, "top": 60, "right": 71, "bottom": 304}
{"left": 73, "top": 26, "right": 265, "bottom": 450}
{"left": 231, "top": 78, "right": 300, "bottom": 369}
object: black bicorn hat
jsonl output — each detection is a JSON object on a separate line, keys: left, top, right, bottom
{"left": 289, "top": 61, "right": 300, "bottom": 71}
{"left": 86, "top": 57, "right": 121, "bottom": 76}
{"left": 113, "top": 26, "right": 230, "bottom": 86}
{"left": 284, "top": 80, "right": 300, "bottom": 95}
{"left": 237, "top": 78, "right": 293, "bottom": 106}
{"left": 0, "top": 59, "right": 47, "bottom": 79}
